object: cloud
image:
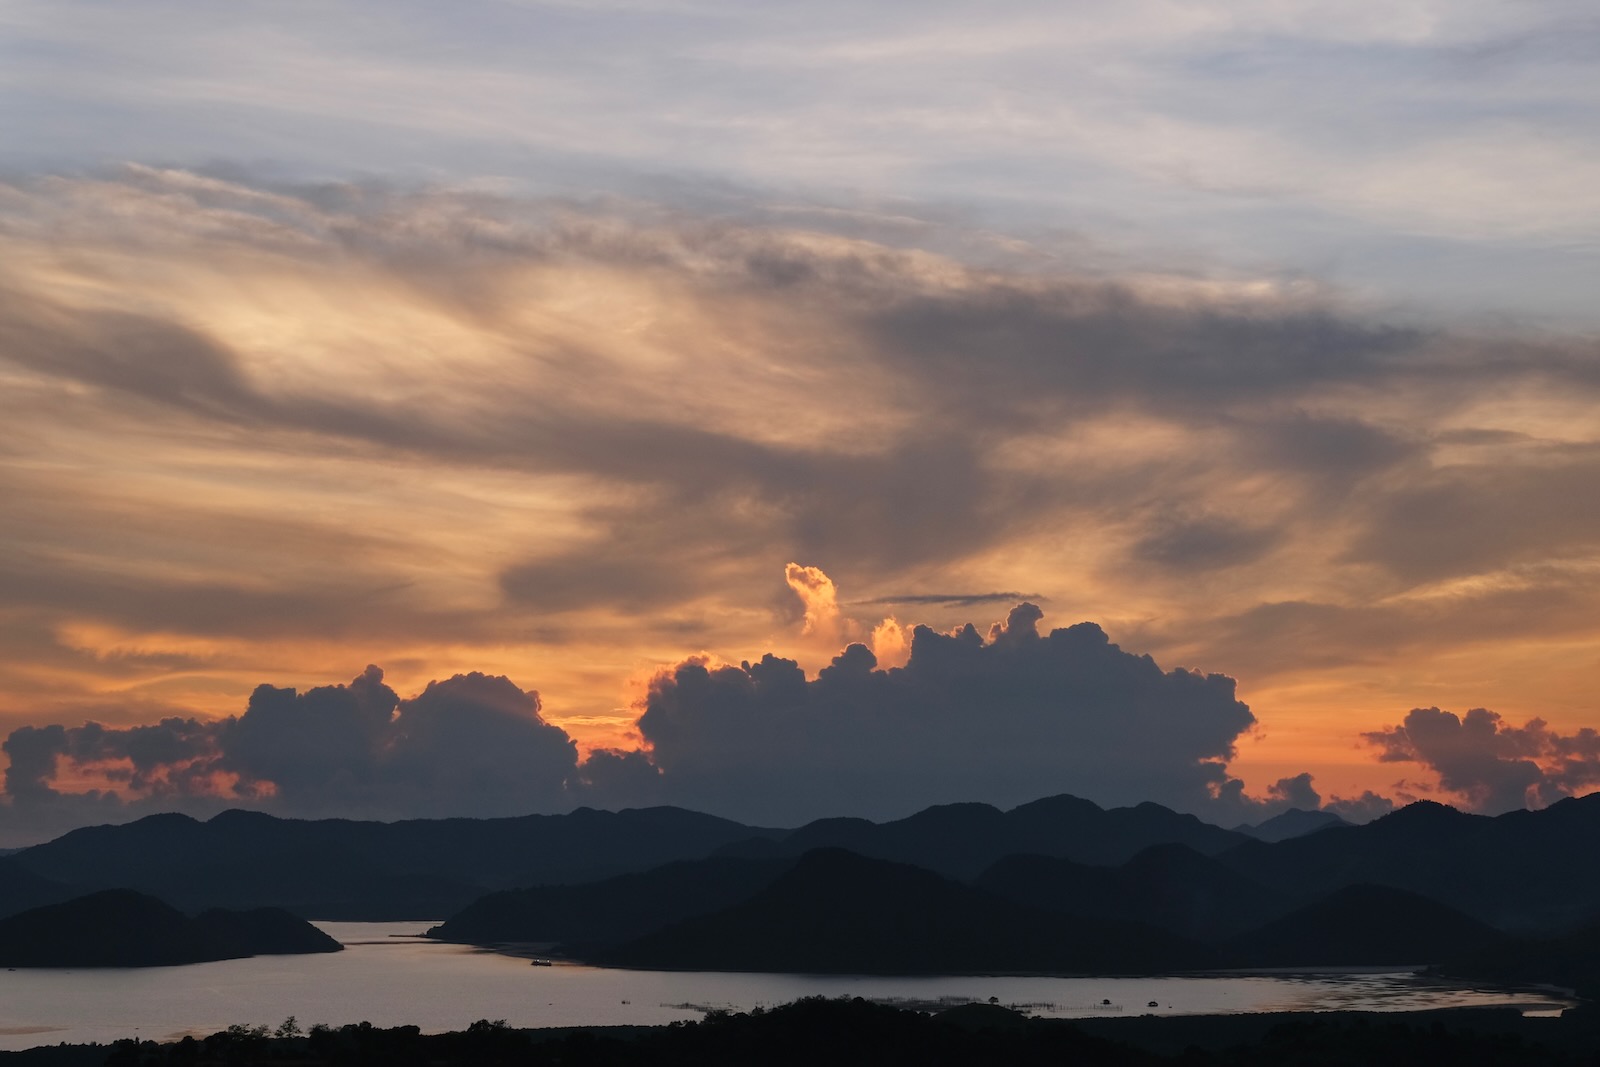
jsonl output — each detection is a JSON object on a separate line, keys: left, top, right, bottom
{"left": 2, "top": 167, "right": 1600, "bottom": 825}
{"left": 1322, "top": 790, "right": 1395, "bottom": 823}
{"left": 0, "top": 666, "right": 580, "bottom": 834}
{"left": 852, "top": 592, "right": 1045, "bottom": 607}
{"left": 631, "top": 601, "right": 1262, "bottom": 824}
{"left": 1348, "top": 455, "right": 1600, "bottom": 583}
{"left": 1132, "top": 514, "right": 1279, "bottom": 572}
{"left": 784, "top": 562, "right": 847, "bottom": 640}
{"left": 1363, "top": 707, "right": 1600, "bottom": 814}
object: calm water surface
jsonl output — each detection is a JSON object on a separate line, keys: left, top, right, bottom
{"left": 0, "top": 922, "right": 1573, "bottom": 1051}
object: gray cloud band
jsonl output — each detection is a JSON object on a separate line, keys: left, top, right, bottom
{"left": 0, "top": 608, "right": 1384, "bottom": 835}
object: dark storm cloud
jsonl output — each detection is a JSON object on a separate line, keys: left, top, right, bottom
{"left": 0, "top": 623, "right": 1400, "bottom": 837}
{"left": 2, "top": 725, "right": 73, "bottom": 801}
{"left": 1364, "top": 707, "right": 1600, "bottom": 814}
{"left": 1, "top": 667, "right": 579, "bottom": 827}
{"left": 569, "top": 747, "right": 665, "bottom": 811}
{"left": 632, "top": 603, "right": 1259, "bottom": 824}
{"left": 2, "top": 716, "right": 225, "bottom": 801}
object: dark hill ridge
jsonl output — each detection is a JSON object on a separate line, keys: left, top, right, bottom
{"left": 1223, "top": 883, "right": 1505, "bottom": 968}
{"left": 717, "top": 794, "right": 1252, "bottom": 879}
{"left": 19, "top": 790, "right": 1600, "bottom": 939}
{"left": 11, "top": 805, "right": 782, "bottom": 918}
{"left": 975, "top": 843, "right": 1293, "bottom": 941}
{"left": 1435, "top": 919, "right": 1600, "bottom": 1000}
{"left": 6, "top": 792, "right": 1254, "bottom": 919}
{"left": 595, "top": 847, "right": 1215, "bottom": 974}
{"left": 1233, "top": 807, "right": 1349, "bottom": 843}
{"left": 0, "top": 856, "right": 72, "bottom": 920}
{"left": 426, "top": 855, "right": 795, "bottom": 949}
{"left": 0, "top": 889, "right": 341, "bottom": 967}
{"left": 1216, "top": 793, "right": 1600, "bottom": 933}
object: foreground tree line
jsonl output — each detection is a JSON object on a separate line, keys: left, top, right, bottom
{"left": 7, "top": 998, "right": 1599, "bottom": 1067}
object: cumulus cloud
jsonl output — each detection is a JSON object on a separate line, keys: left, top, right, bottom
{"left": 631, "top": 601, "right": 1264, "bottom": 824}
{"left": 785, "top": 562, "right": 849, "bottom": 641}
{"left": 0, "top": 609, "right": 1447, "bottom": 844}
{"left": 1322, "top": 790, "right": 1395, "bottom": 823}
{"left": 1363, "top": 707, "right": 1600, "bottom": 814}
{"left": 0, "top": 666, "right": 579, "bottom": 834}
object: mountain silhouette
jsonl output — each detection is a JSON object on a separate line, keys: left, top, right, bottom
{"left": 10, "top": 806, "right": 780, "bottom": 918}
{"left": 0, "top": 889, "right": 341, "bottom": 967}
{"left": 1233, "top": 807, "right": 1349, "bottom": 843}
{"left": 16, "top": 789, "right": 1600, "bottom": 961}
{"left": 717, "top": 794, "right": 1251, "bottom": 879}
{"left": 1222, "top": 883, "right": 1505, "bottom": 968}
{"left": 596, "top": 847, "right": 1214, "bottom": 974}
{"left": 1435, "top": 919, "right": 1600, "bottom": 1000}
{"left": 0, "top": 856, "right": 71, "bottom": 920}
{"left": 426, "top": 855, "right": 794, "bottom": 948}
{"left": 1216, "top": 795, "right": 1600, "bottom": 933}
{"left": 976, "top": 843, "right": 1293, "bottom": 941}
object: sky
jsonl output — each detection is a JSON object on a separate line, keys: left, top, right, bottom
{"left": 2, "top": 1, "right": 1599, "bottom": 844}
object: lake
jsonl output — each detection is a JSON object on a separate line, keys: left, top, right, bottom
{"left": 0, "top": 922, "right": 1574, "bottom": 1051}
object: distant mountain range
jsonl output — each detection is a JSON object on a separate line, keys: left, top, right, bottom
{"left": 1232, "top": 807, "right": 1349, "bottom": 843}
{"left": 8, "top": 792, "right": 1600, "bottom": 983}
{"left": 713, "top": 795, "right": 1251, "bottom": 878}
{"left": 2, "top": 806, "right": 780, "bottom": 919}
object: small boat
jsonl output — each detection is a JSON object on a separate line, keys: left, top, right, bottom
{"left": 1148, "top": 1001, "right": 1159, "bottom": 1008}
{"left": 530, "top": 958, "right": 553, "bottom": 967}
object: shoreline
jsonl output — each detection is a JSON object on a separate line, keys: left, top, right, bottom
{"left": 3, "top": 1000, "right": 1596, "bottom": 1065}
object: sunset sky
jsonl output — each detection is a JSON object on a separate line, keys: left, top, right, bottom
{"left": 3, "top": 1, "right": 1599, "bottom": 844}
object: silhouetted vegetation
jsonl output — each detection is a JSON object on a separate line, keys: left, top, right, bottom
{"left": 9, "top": 999, "right": 1596, "bottom": 1066}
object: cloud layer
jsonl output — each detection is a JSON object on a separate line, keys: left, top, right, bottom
{"left": 1, "top": 169, "right": 1599, "bottom": 839}
{"left": 0, "top": 602, "right": 1353, "bottom": 837}
{"left": 1365, "top": 707, "right": 1600, "bottom": 814}
{"left": 1, "top": 666, "right": 579, "bottom": 835}
{"left": 636, "top": 604, "right": 1255, "bottom": 823}
{"left": 7, "top": 2, "right": 1599, "bottom": 328}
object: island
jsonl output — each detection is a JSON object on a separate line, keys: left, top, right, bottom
{"left": 0, "top": 888, "right": 342, "bottom": 968}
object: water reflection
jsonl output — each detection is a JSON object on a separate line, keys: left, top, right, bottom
{"left": 0, "top": 922, "right": 1573, "bottom": 1052}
